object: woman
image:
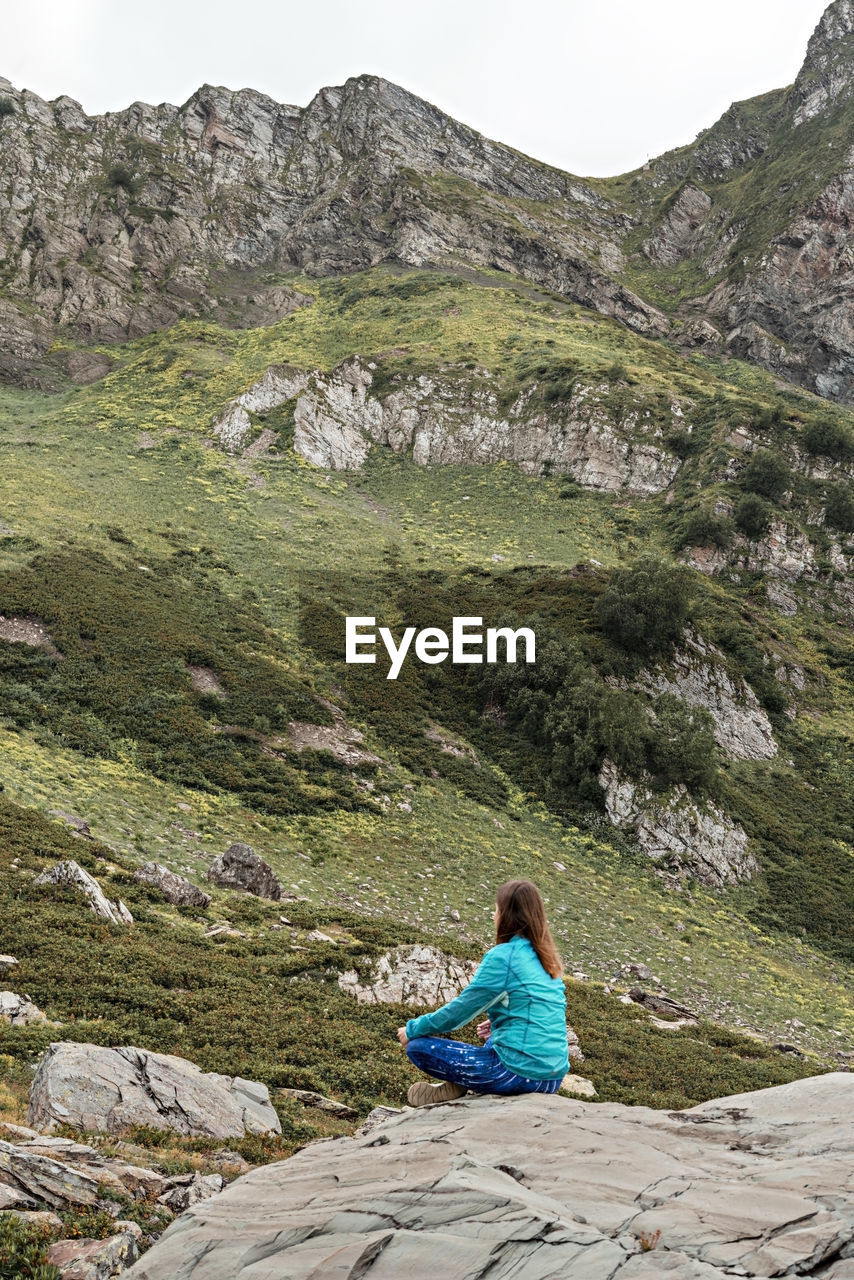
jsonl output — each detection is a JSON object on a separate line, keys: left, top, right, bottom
{"left": 397, "top": 878, "right": 569, "bottom": 1106}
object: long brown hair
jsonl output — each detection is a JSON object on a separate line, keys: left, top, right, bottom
{"left": 495, "top": 879, "right": 563, "bottom": 978}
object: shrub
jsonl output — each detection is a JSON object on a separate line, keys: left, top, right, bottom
{"left": 596, "top": 558, "right": 694, "bottom": 656}
{"left": 734, "top": 493, "right": 773, "bottom": 540}
{"left": 106, "top": 164, "right": 141, "bottom": 195}
{"left": 675, "top": 509, "right": 733, "bottom": 550}
{"left": 738, "top": 449, "right": 789, "bottom": 502}
{"left": 803, "top": 418, "right": 854, "bottom": 461}
{"left": 824, "top": 484, "right": 854, "bottom": 533}
{"left": 648, "top": 694, "right": 717, "bottom": 791}
{"left": 0, "top": 1213, "right": 60, "bottom": 1279}
{"left": 0, "top": 98, "right": 15, "bottom": 119}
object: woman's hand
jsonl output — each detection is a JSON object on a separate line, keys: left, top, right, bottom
{"left": 397, "top": 1026, "right": 409, "bottom": 1047}
{"left": 476, "top": 1018, "right": 491, "bottom": 1041}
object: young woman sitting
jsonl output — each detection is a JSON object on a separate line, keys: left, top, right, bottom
{"left": 397, "top": 878, "right": 569, "bottom": 1106}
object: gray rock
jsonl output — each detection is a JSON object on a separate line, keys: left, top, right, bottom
{"left": 627, "top": 632, "right": 778, "bottom": 762}
{"left": 599, "top": 758, "right": 756, "bottom": 887}
{"left": 0, "top": 991, "right": 48, "bottom": 1025}
{"left": 219, "top": 356, "right": 684, "bottom": 495}
{"left": 125, "top": 1075, "right": 854, "bottom": 1279}
{"left": 278, "top": 1089, "right": 358, "bottom": 1121}
{"left": 27, "top": 1042, "right": 281, "bottom": 1139}
{"left": 206, "top": 844, "right": 282, "bottom": 901}
{"left": 337, "top": 944, "right": 478, "bottom": 1005}
{"left": 0, "top": 955, "right": 18, "bottom": 974}
{"left": 134, "top": 862, "right": 211, "bottom": 909}
{"left": 48, "top": 1230, "right": 138, "bottom": 1279}
{"left": 157, "top": 1170, "right": 225, "bottom": 1213}
{"left": 34, "top": 861, "right": 133, "bottom": 926}
{"left": 0, "top": 1138, "right": 102, "bottom": 1207}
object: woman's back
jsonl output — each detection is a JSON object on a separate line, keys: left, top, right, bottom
{"left": 482, "top": 934, "right": 569, "bottom": 1079}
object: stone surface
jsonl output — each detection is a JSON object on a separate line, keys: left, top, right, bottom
{"left": 34, "top": 861, "right": 133, "bottom": 926}
{"left": 133, "top": 861, "right": 211, "bottom": 909}
{"left": 27, "top": 1042, "right": 281, "bottom": 1139}
{"left": 48, "top": 1231, "right": 138, "bottom": 1279}
{"left": 631, "top": 632, "right": 778, "bottom": 762}
{"left": 126, "top": 1075, "right": 854, "bottom": 1279}
{"left": 277, "top": 1089, "right": 359, "bottom": 1120}
{"left": 599, "top": 759, "right": 756, "bottom": 887}
{"left": 157, "top": 1170, "right": 225, "bottom": 1213}
{"left": 0, "top": 990, "right": 49, "bottom": 1025}
{"left": 219, "top": 356, "right": 684, "bottom": 493}
{"left": 0, "top": 1138, "right": 102, "bottom": 1207}
{"left": 206, "top": 843, "right": 282, "bottom": 900}
{"left": 338, "top": 944, "right": 478, "bottom": 1005}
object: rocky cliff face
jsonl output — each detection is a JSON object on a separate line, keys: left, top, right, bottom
{"left": 0, "top": 73, "right": 663, "bottom": 389}
{"left": 213, "top": 356, "right": 684, "bottom": 493}
{"left": 2, "top": 1, "right": 853, "bottom": 400}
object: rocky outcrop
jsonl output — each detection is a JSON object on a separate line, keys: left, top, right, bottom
{"left": 206, "top": 843, "right": 282, "bottom": 900}
{"left": 133, "top": 861, "right": 211, "bottom": 909}
{"left": 642, "top": 183, "right": 712, "bottom": 266}
{"left": 599, "top": 758, "right": 756, "bottom": 887}
{"left": 127, "top": 1075, "right": 854, "bottom": 1279}
{"left": 632, "top": 633, "right": 778, "bottom": 761}
{"left": 48, "top": 1231, "right": 139, "bottom": 1279}
{"left": 0, "top": 991, "right": 49, "bottom": 1025}
{"left": 214, "top": 356, "right": 685, "bottom": 492}
{"left": 34, "top": 861, "right": 133, "bottom": 926}
{"left": 27, "top": 1042, "right": 281, "bottom": 1139}
{"left": 338, "top": 944, "right": 478, "bottom": 1005}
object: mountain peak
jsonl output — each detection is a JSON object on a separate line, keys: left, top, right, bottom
{"left": 789, "top": 0, "right": 854, "bottom": 125}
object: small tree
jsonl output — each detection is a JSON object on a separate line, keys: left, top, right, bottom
{"left": 596, "top": 557, "right": 694, "bottom": 656}
{"left": 803, "top": 417, "right": 854, "bottom": 461}
{"left": 825, "top": 484, "right": 854, "bottom": 534}
{"left": 738, "top": 449, "right": 789, "bottom": 502}
{"left": 0, "top": 97, "right": 15, "bottom": 119}
{"left": 675, "top": 508, "right": 733, "bottom": 550}
{"left": 734, "top": 492, "right": 772, "bottom": 540}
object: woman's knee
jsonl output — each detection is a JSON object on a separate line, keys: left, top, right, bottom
{"left": 405, "top": 1037, "right": 433, "bottom": 1069}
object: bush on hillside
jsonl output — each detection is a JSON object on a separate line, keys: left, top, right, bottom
{"left": 595, "top": 558, "right": 693, "bottom": 656}
{"left": 824, "top": 484, "right": 854, "bottom": 534}
{"left": 674, "top": 508, "right": 733, "bottom": 550}
{"left": 0, "top": 1213, "right": 60, "bottom": 1280}
{"left": 738, "top": 449, "right": 789, "bottom": 502}
{"left": 803, "top": 418, "right": 854, "bottom": 461}
{"left": 734, "top": 493, "right": 773, "bottom": 540}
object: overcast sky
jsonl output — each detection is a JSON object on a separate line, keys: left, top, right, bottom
{"left": 2, "top": 0, "right": 831, "bottom": 176}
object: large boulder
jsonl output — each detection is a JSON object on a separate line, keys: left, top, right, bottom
{"left": 134, "top": 861, "right": 211, "bottom": 909}
{"left": 337, "top": 944, "right": 477, "bottom": 1005}
{"left": 34, "top": 861, "right": 133, "bottom": 926}
{"left": 27, "top": 1043, "right": 281, "bottom": 1139}
{"left": 206, "top": 844, "right": 282, "bottom": 901}
{"left": 127, "top": 1074, "right": 854, "bottom": 1279}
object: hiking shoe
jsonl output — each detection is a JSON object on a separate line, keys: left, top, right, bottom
{"left": 407, "top": 1080, "right": 467, "bottom": 1107}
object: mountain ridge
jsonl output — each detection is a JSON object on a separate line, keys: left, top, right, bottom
{"left": 1, "top": 0, "right": 852, "bottom": 399}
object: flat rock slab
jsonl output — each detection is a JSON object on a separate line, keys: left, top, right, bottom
{"left": 28, "top": 1042, "right": 281, "bottom": 1139}
{"left": 127, "top": 1074, "right": 854, "bottom": 1279}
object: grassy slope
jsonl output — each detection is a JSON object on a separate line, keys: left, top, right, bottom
{"left": 1, "top": 268, "right": 854, "bottom": 1159}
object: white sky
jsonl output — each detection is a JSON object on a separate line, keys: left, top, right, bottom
{"left": 1, "top": 0, "right": 831, "bottom": 176}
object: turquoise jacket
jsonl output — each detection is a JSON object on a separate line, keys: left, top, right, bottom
{"left": 405, "top": 934, "right": 569, "bottom": 1080}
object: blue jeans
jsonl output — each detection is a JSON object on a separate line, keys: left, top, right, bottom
{"left": 406, "top": 1035, "right": 563, "bottom": 1095}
